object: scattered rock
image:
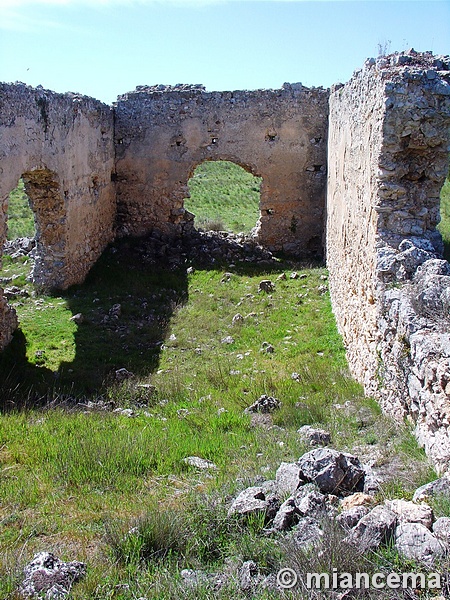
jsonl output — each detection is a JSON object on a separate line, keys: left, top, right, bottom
{"left": 271, "top": 497, "right": 300, "bottom": 531}
{"left": 4, "top": 285, "right": 29, "bottom": 299}
{"left": 385, "top": 499, "right": 433, "bottom": 529}
{"left": 340, "top": 492, "right": 374, "bottom": 511}
{"left": 297, "top": 448, "right": 365, "bottom": 495}
{"left": 337, "top": 506, "right": 370, "bottom": 530}
{"left": 277, "top": 273, "right": 286, "bottom": 281}
{"left": 244, "top": 394, "right": 280, "bottom": 414}
{"left": 183, "top": 456, "right": 217, "bottom": 470}
{"left": 228, "top": 485, "right": 280, "bottom": 520}
{"left": 260, "top": 341, "right": 275, "bottom": 354}
{"left": 275, "top": 462, "right": 302, "bottom": 496}
{"left": 239, "top": 560, "right": 262, "bottom": 591}
{"left": 294, "top": 485, "right": 327, "bottom": 519}
{"left": 221, "top": 336, "right": 234, "bottom": 344}
{"left": 433, "top": 517, "right": 450, "bottom": 544}
{"left": 290, "top": 516, "right": 324, "bottom": 550}
{"left": 232, "top": 313, "right": 244, "bottom": 325}
{"left": 258, "top": 280, "right": 275, "bottom": 293}
{"left": 180, "top": 568, "right": 210, "bottom": 589}
{"left": 345, "top": 505, "right": 397, "bottom": 552}
{"left": 70, "top": 313, "right": 84, "bottom": 324}
{"left": 114, "top": 367, "right": 134, "bottom": 381}
{"left": 298, "top": 425, "right": 331, "bottom": 446}
{"left": 3, "top": 236, "right": 35, "bottom": 258}
{"left": 395, "top": 522, "right": 445, "bottom": 564}
{"left": 413, "top": 477, "right": 450, "bottom": 502}
{"left": 113, "top": 407, "right": 134, "bottom": 417}
{"left": 20, "top": 552, "right": 86, "bottom": 599}
{"left": 109, "top": 303, "right": 122, "bottom": 319}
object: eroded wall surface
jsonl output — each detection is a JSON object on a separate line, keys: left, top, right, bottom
{"left": 114, "top": 84, "right": 329, "bottom": 255}
{"left": 0, "top": 83, "right": 115, "bottom": 348}
{"left": 327, "top": 51, "right": 450, "bottom": 472}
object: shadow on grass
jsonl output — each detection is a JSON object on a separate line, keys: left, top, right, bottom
{"left": 0, "top": 233, "right": 323, "bottom": 409}
{"left": 0, "top": 238, "right": 190, "bottom": 408}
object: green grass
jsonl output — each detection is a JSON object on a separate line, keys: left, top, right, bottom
{"left": 184, "top": 160, "right": 261, "bottom": 233}
{"left": 6, "top": 179, "right": 35, "bottom": 240}
{"left": 0, "top": 167, "right": 445, "bottom": 599}
{"left": 439, "top": 174, "right": 450, "bottom": 260}
{"left": 0, "top": 248, "right": 437, "bottom": 598}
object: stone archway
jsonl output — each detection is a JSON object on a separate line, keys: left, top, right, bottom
{"left": 21, "top": 168, "right": 68, "bottom": 290}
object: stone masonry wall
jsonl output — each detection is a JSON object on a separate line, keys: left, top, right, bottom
{"left": 327, "top": 51, "right": 450, "bottom": 472}
{"left": 114, "top": 84, "right": 329, "bottom": 255}
{"left": 0, "top": 83, "right": 115, "bottom": 349}
{"left": 1, "top": 56, "right": 450, "bottom": 474}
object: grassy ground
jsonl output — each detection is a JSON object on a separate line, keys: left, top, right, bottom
{"left": 5, "top": 179, "right": 35, "bottom": 241}
{"left": 0, "top": 167, "right": 447, "bottom": 598}
{"left": 438, "top": 174, "right": 450, "bottom": 259}
{"left": 184, "top": 161, "right": 261, "bottom": 234}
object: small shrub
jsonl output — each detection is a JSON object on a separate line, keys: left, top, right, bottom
{"left": 106, "top": 508, "right": 192, "bottom": 565}
{"left": 196, "top": 215, "right": 226, "bottom": 232}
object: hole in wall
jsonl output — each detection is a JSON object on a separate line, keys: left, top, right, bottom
{"left": 183, "top": 160, "right": 262, "bottom": 234}
{"left": 1, "top": 174, "right": 78, "bottom": 376}
{"left": 5, "top": 178, "right": 36, "bottom": 242}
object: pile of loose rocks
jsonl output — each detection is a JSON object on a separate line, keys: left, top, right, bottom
{"left": 228, "top": 447, "right": 449, "bottom": 563}
{"left": 184, "top": 446, "right": 450, "bottom": 595}
{"left": 127, "top": 229, "right": 281, "bottom": 269}
{"left": 3, "top": 236, "right": 35, "bottom": 259}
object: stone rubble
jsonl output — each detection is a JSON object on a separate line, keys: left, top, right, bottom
{"left": 20, "top": 552, "right": 86, "bottom": 599}
{"left": 226, "top": 445, "right": 450, "bottom": 580}
{"left": 244, "top": 394, "right": 281, "bottom": 414}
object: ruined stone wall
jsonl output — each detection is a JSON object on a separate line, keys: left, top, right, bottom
{"left": 0, "top": 83, "right": 115, "bottom": 348}
{"left": 327, "top": 52, "right": 450, "bottom": 472}
{"left": 114, "top": 84, "right": 329, "bottom": 255}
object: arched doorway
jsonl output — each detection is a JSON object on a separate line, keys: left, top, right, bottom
{"left": 184, "top": 160, "right": 262, "bottom": 235}
{"left": 6, "top": 178, "right": 36, "bottom": 242}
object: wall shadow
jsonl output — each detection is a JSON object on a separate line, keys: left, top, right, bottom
{"left": 60, "top": 238, "right": 189, "bottom": 396}
{"left": 0, "top": 231, "right": 322, "bottom": 410}
{"left": 0, "top": 236, "right": 189, "bottom": 408}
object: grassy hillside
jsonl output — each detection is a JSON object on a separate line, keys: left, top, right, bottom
{"left": 184, "top": 161, "right": 261, "bottom": 233}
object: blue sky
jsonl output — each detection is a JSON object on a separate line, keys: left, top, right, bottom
{"left": 1, "top": 0, "right": 449, "bottom": 105}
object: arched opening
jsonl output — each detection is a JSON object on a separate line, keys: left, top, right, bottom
{"left": 2, "top": 169, "right": 68, "bottom": 290}
{"left": 6, "top": 178, "right": 36, "bottom": 242}
{"left": 2, "top": 177, "right": 37, "bottom": 293}
{"left": 184, "top": 160, "right": 262, "bottom": 234}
